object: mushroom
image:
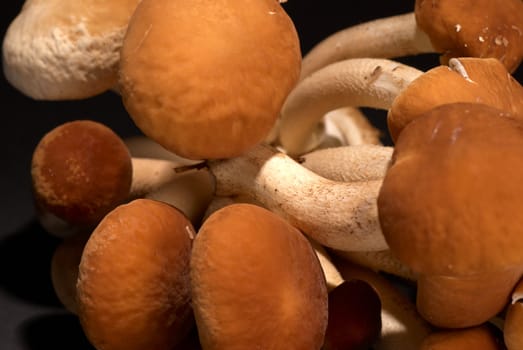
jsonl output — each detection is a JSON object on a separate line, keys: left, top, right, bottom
{"left": 118, "top": 0, "right": 301, "bottom": 160}
{"left": 504, "top": 278, "right": 523, "bottom": 350}
{"left": 279, "top": 56, "right": 523, "bottom": 156}
{"left": 190, "top": 203, "right": 328, "bottom": 349}
{"left": 50, "top": 231, "right": 90, "bottom": 314}
{"left": 419, "top": 324, "right": 504, "bottom": 350}
{"left": 77, "top": 198, "right": 196, "bottom": 350}
{"left": 377, "top": 102, "right": 523, "bottom": 328}
{"left": 31, "top": 120, "right": 133, "bottom": 234}
{"left": 299, "top": 0, "right": 523, "bottom": 79}
{"left": 332, "top": 254, "right": 432, "bottom": 350}
{"left": 323, "top": 279, "right": 382, "bottom": 350}
{"left": 32, "top": 120, "right": 213, "bottom": 236}
{"left": 2, "top": 0, "right": 141, "bottom": 100}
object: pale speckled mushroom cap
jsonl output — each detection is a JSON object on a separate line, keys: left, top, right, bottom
{"left": 2, "top": 0, "right": 141, "bottom": 100}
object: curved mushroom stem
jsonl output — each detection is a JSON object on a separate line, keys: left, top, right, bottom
{"left": 332, "top": 254, "right": 433, "bottom": 350}
{"left": 2, "top": 0, "right": 141, "bottom": 100}
{"left": 300, "top": 12, "right": 434, "bottom": 80}
{"left": 332, "top": 249, "right": 418, "bottom": 283}
{"left": 279, "top": 58, "right": 423, "bottom": 156}
{"left": 207, "top": 143, "right": 387, "bottom": 252}
{"left": 300, "top": 144, "right": 393, "bottom": 182}
{"left": 322, "top": 107, "right": 383, "bottom": 147}
{"left": 504, "top": 277, "right": 523, "bottom": 350}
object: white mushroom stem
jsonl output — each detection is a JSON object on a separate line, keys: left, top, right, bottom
{"left": 333, "top": 254, "right": 433, "bottom": 350}
{"left": 279, "top": 58, "right": 423, "bottom": 156}
{"left": 300, "top": 12, "right": 434, "bottom": 80}
{"left": 332, "top": 249, "right": 418, "bottom": 283}
{"left": 2, "top": 0, "right": 141, "bottom": 100}
{"left": 206, "top": 143, "right": 387, "bottom": 252}
{"left": 322, "top": 107, "right": 383, "bottom": 147}
{"left": 300, "top": 144, "right": 393, "bottom": 182}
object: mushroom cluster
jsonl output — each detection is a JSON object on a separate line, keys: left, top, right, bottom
{"left": 4, "top": 0, "right": 523, "bottom": 349}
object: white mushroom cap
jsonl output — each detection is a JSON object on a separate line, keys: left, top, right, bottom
{"left": 2, "top": 0, "right": 140, "bottom": 100}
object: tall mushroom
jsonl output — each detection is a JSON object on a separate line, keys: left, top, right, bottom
{"left": 279, "top": 56, "right": 523, "bottom": 156}
{"left": 2, "top": 0, "right": 142, "bottom": 100}
{"left": 378, "top": 102, "right": 523, "bottom": 328}
{"left": 299, "top": 0, "right": 523, "bottom": 79}
{"left": 119, "top": 0, "right": 301, "bottom": 160}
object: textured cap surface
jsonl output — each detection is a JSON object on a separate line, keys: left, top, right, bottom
{"left": 415, "top": 0, "right": 523, "bottom": 73}
{"left": 379, "top": 103, "right": 523, "bottom": 275}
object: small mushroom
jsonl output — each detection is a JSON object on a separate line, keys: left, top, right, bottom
{"left": 31, "top": 120, "right": 133, "bottom": 233}
{"left": 378, "top": 102, "right": 523, "bottom": 328}
{"left": 190, "top": 203, "right": 328, "bottom": 349}
{"left": 32, "top": 120, "right": 213, "bottom": 236}
{"left": 77, "top": 198, "right": 196, "bottom": 350}
{"left": 299, "top": 0, "right": 523, "bottom": 79}
{"left": 504, "top": 278, "right": 523, "bottom": 350}
{"left": 2, "top": 0, "right": 141, "bottom": 100}
{"left": 119, "top": 0, "right": 301, "bottom": 160}
{"left": 50, "top": 232, "right": 90, "bottom": 314}
{"left": 333, "top": 254, "right": 432, "bottom": 350}
{"left": 323, "top": 279, "right": 382, "bottom": 350}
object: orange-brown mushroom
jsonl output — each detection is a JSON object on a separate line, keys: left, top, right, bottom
{"left": 190, "top": 203, "right": 328, "bottom": 348}
{"left": 419, "top": 324, "right": 504, "bottom": 350}
{"left": 119, "top": 0, "right": 301, "bottom": 160}
{"left": 299, "top": 0, "right": 523, "bottom": 79}
{"left": 32, "top": 120, "right": 213, "bottom": 236}
{"left": 378, "top": 102, "right": 523, "bottom": 328}
{"left": 77, "top": 198, "right": 195, "bottom": 350}
{"left": 31, "top": 120, "right": 133, "bottom": 231}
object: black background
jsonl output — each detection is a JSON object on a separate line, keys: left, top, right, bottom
{"left": 1, "top": 1, "right": 522, "bottom": 349}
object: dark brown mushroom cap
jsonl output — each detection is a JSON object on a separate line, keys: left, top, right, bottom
{"left": 415, "top": 0, "right": 523, "bottom": 73}
{"left": 190, "top": 203, "right": 328, "bottom": 349}
{"left": 378, "top": 103, "right": 523, "bottom": 276}
{"left": 31, "top": 120, "right": 132, "bottom": 226}
{"left": 119, "top": 0, "right": 301, "bottom": 160}
{"left": 387, "top": 57, "right": 523, "bottom": 142}
{"left": 77, "top": 199, "right": 195, "bottom": 350}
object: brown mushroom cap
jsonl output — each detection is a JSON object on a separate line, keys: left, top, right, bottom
{"left": 190, "top": 203, "right": 328, "bottom": 349}
{"left": 378, "top": 103, "right": 523, "bottom": 276}
{"left": 77, "top": 199, "right": 195, "bottom": 350}
{"left": 387, "top": 57, "right": 523, "bottom": 142}
{"left": 323, "top": 279, "right": 382, "bottom": 350}
{"left": 119, "top": 0, "right": 301, "bottom": 160}
{"left": 415, "top": 0, "right": 523, "bottom": 73}
{"left": 50, "top": 232, "right": 90, "bottom": 314}
{"left": 31, "top": 120, "right": 132, "bottom": 227}
{"left": 419, "top": 324, "right": 504, "bottom": 350}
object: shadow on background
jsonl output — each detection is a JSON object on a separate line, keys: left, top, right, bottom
{"left": 0, "top": 220, "right": 62, "bottom": 307}
{"left": 18, "top": 312, "right": 94, "bottom": 350}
